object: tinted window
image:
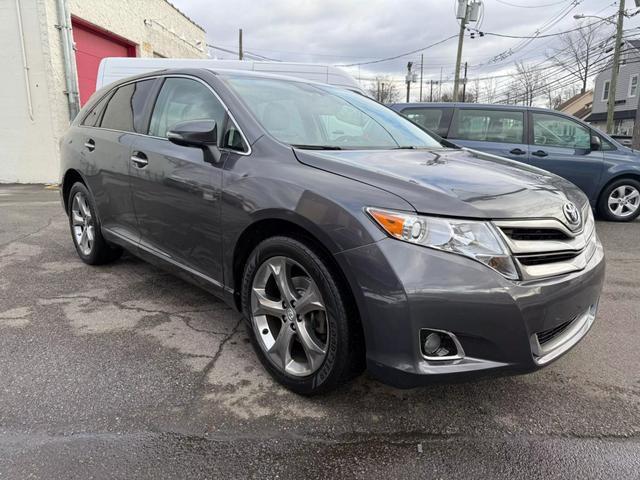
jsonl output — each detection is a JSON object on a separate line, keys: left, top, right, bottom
{"left": 81, "top": 93, "right": 111, "bottom": 127}
{"left": 222, "top": 120, "right": 248, "bottom": 152}
{"left": 532, "top": 113, "right": 590, "bottom": 149}
{"left": 453, "top": 109, "right": 524, "bottom": 143}
{"left": 149, "top": 78, "right": 226, "bottom": 142}
{"left": 100, "top": 80, "right": 154, "bottom": 133}
{"left": 401, "top": 108, "right": 445, "bottom": 134}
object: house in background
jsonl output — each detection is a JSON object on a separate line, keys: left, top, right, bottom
{"left": 1, "top": 0, "right": 206, "bottom": 184}
{"left": 585, "top": 39, "right": 640, "bottom": 136}
{"left": 556, "top": 90, "right": 593, "bottom": 121}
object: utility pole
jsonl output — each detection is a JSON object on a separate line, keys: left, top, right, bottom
{"left": 461, "top": 62, "right": 468, "bottom": 102}
{"left": 419, "top": 54, "right": 424, "bottom": 102}
{"left": 238, "top": 28, "right": 243, "bottom": 60}
{"left": 606, "top": 0, "right": 625, "bottom": 134}
{"left": 453, "top": 0, "right": 481, "bottom": 102}
{"left": 406, "top": 62, "right": 413, "bottom": 102}
{"left": 438, "top": 68, "right": 443, "bottom": 101}
{"left": 430, "top": 80, "right": 434, "bottom": 102}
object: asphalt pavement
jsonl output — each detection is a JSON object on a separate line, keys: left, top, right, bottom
{"left": 0, "top": 184, "right": 638, "bottom": 479}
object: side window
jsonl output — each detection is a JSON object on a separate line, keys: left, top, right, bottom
{"left": 148, "top": 77, "right": 226, "bottom": 142}
{"left": 629, "top": 74, "right": 638, "bottom": 98}
{"left": 532, "top": 113, "right": 590, "bottom": 149}
{"left": 602, "top": 80, "right": 610, "bottom": 101}
{"left": 222, "top": 120, "right": 248, "bottom": 152}
{"left": 100, "top": 80, "right": 154, "bottom": 133}
{"left": 452, "top": 109, "right": 524, "bottom": 143}
{"left": 401, "top": 108, "right": 444, "bottom": 134}
{"left": 81, "top": 93, "right": 111, "bottom": 127}
{"left": 600, "top": 136, "right": 616, "bottom": 151}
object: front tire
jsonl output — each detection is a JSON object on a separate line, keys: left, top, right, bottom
{"left": 597, "top": 178, "right": 640, "bottom": 222}
{"left": 67, "top": 182, "right": 122, "bottom": 265}
{"left": 241, "top": 236, "right": 362, "bottom": 395}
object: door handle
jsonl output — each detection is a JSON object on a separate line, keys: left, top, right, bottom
{"left": 509, "top": 148, "right": 526, "bottom": 155}
{"left": 130, "top": 151, "right": 148, "bottom": 168}
{"left": 84, "top": 139, "right": 95, "bottom": 152}
{"left": 532, "top": 150, "right": 548, "bottom": 157}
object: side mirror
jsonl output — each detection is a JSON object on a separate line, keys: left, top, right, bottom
{"left": 167, "top": 120, "right": 217, "bottom": 148}
{"left": 590, "top": 134, "right": 602, "bottom": 151}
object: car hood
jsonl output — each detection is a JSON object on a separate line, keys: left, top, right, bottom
{"left": 294, "top": 147, "right": 588, "bottom": 224}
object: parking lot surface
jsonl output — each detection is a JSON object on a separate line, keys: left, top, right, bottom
{"left": 0, "top": 184, "right": 638, "bottom": 479}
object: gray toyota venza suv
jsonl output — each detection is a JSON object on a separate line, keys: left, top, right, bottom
{"left": 60, "top": 69, "right": 605, "bottom": 395}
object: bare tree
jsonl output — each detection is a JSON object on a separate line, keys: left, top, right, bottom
{"left": 512, "top": 61, "right": 543, "bottom": 106}
{"left": 482, "top": 79, "right": 498, "bottom": 103}
{"left": 542, "top": 79, "right": 564, "bottom": 110}
{"left": 547, "top": 22, "right": 611, "bottom": 94}
{"left": 367, "top": 77, "right": 400, "bottom": 103}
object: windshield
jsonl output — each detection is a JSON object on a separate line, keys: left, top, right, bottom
{"left": 224, "top": 75, "right": 443, "bottom": 150}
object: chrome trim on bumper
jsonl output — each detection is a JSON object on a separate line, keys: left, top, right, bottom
{"left": 494, "top": 205, "right": 598, "bottom": 280}
{"left": 530, "top": 304, "right": 597, "bottom": 365}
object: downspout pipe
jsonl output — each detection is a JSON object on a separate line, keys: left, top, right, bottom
{"left": 55, "top": 0, "right": 80, "bottom": 120}
{"left": 15, "top": 0, "right": 34, "bottom": 121}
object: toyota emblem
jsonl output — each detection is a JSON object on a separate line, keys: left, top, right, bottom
{"left": 563, "top": 202, "right": 581, "bottom": 226}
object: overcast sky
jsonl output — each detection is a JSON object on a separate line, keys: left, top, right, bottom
{"left": 169, "top": 0, "right": 639, "bottom": 97}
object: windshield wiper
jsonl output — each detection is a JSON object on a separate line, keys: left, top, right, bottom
{"left": 291, "top": 144, "right": 342, "bottom": 150}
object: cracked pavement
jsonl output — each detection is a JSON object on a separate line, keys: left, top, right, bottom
{"left": 0, "top": 184, "right": 638, "bottom": 479}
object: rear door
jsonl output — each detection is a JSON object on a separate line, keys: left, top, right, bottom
{"left": 448, "top": 108, "right": 529, "bottom": 162}
{"left": 80, "top": 79, "right": 155, "bottom": 242}
{"left": 527, "top": 111, "right": 604, "bottom": 199}
{"left": 129, "top": 76, "right": 228, "bottom": 286}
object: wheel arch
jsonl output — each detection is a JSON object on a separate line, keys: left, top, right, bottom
{"left": 230, "top": 213, "right": 368, "bottom": 359}
{"left": 61, "top": 169, "right": 89, "bottom": 213}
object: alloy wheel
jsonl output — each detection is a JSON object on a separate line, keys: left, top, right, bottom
{"left": 71, "top": 191, "right": 95, "bottom": 256}
{"left": 250, "top": 256, "right": 329, "bottom": 377}
{"left": 608, "top": 185, "right": 640, "bottom": 218}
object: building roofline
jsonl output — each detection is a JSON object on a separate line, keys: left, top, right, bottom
{"left": 163, "top": 0, "right": 206, "bottom": 32}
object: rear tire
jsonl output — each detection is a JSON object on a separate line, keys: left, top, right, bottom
{"left": 241, "top": 236, "right": 363, "bottom": 395}
{"left": 67, "top": 182, "right": 122, "bottom": 265}
{"left": 597, "top": 178, "right": 640, "bottom": 222}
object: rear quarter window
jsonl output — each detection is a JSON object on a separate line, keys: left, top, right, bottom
{"left": 99, "top": 79, "right": 155, "bottom": 133}
{"left": 400, "top": 107, "right": 450, "bottom": 136}
{"left": 81, "top": 93, "right": 111, "bottom": 127}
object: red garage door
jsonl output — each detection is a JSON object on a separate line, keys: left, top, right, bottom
{"left": 72, "top": 18, "right": 136, "bottom": 105}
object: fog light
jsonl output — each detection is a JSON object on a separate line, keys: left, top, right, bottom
{"left": 420, "top": 329, "right": 463, "bottom": 360}
{"left": 423, "top": 332, "right": 442, "bottom": 355}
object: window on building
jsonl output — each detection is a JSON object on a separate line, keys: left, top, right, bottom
{"left": 602, "top": 80, "right": 611, "bottom": 102}
{"left": 149, "top": 78, "right": 226, "bottom": 142}
{"left": 629, "top": 75, "right": 638, "bottom": 98}
{"left": 451, "top": 109, "right": 524, "bottom": 144}
{"left": 532, "top": 113, "right": 591, "bottom": 149}
{"left": 100, "top": 80, "right": 155, "bottom": 133}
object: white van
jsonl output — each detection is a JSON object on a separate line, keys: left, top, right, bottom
{"left": 96, "top": 58, "right": 363, "bottom": 93}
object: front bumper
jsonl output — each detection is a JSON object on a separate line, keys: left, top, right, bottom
{"left": 336, "top": 235, "right": 605, "bottom": 388}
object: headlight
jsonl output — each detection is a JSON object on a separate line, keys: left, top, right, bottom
{"left": 366, "top": 208, "right": 519, "bottom": 280}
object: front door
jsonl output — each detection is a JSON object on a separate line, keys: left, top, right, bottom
{"left": 527, "top": 112, "right": 604, "bottom": 199}
{"left": 129, "top": 77, "right": 228, "bottom": 286}
{"left": 448, "top": 108, "right": 529, "bottom": 162}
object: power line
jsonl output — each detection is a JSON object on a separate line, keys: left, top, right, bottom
{"left": 336, "top": 35, "right": 458, "bottom": 67}
{"left": 495, "top": 0, "right": 573, "bottom": 7}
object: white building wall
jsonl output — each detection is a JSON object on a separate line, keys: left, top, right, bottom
{"left": 0, "top": 0, "right": 207, "bottom": 184}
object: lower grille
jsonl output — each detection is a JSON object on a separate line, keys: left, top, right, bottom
{"left": 518, "top": 252, "right": 579, "bottom": 266}
{"left": 536, "top": 319, "right": 573, "bottom": 345}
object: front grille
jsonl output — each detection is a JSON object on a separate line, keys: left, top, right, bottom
{"left": 518, "top": 252, "right": 579, "bottom": 266}
{"left": 493, "top": 207, "right": 597, "bottom": 280}
{"left": 536, "top": 319, "right": 574, "bottom": 345}
{"left": 500, "top": 228, "right": 570, "bottom": 242}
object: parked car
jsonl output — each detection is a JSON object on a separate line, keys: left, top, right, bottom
{"left": 390, "top": 102, "right": 640, "bottom": 222}
{"left": 59, "top": 69, "right": 604, "bottom": 395}
{"left": 97, "top": 57, "right": 364, "bottom": 93}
